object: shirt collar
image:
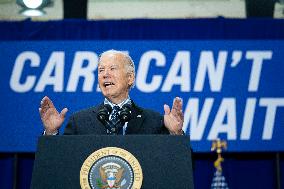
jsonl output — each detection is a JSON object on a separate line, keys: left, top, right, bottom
{"left": 104, "top": 96, "right": 131, "bottom": 109}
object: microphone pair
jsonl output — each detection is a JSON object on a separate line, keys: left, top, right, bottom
{"left": 97, "top": 104, "right": 132, "bottom": 135}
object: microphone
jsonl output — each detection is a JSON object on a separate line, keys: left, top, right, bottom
{"left": 119, "top": 104, "right": 132, "bottom": 124}
{"left": 97, "top": 103, "right": 133, "bottom": 135}
{"left": 97, "top": 104, "right": 112, "bottom": 124}
{"left": 97, "top": 104, "right": 116, "bottom": 134}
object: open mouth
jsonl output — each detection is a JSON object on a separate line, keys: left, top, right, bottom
{"left": 104, "top": 82, "right": 115, "bottom": 87}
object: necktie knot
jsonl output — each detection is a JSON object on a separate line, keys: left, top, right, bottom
{"left": 113, "top": 106, "right": 121, "bottom": 113}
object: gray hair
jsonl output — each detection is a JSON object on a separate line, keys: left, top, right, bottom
{"left": 99, "top": 49, "right": 136, "bottom": 88}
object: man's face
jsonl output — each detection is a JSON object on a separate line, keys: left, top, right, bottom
{"left": 98, "top": 53, "right": 134, "bottom": 104}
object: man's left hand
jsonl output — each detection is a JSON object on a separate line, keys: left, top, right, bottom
{"left": 164, "top": 97, "right": 184, "bottom": 135}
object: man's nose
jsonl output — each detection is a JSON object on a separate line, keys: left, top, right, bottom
{"left": 102, "top": 69, "right": 110, "bottom": 78}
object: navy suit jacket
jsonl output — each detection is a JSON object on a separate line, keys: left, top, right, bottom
{"left": 64, "top": 102, "right": 169, "bottom": 135}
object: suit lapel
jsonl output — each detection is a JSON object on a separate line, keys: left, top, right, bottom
{"left": 126, "top": 102, "right": 145, "bottom": 134}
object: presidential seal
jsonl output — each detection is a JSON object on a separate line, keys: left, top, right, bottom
{"left": 80, "top": 147, "right": 143, "bottom": 189}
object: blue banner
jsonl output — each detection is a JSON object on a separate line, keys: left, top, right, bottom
{"left": 0, "top": 40, "right": 284, "bottom": 152}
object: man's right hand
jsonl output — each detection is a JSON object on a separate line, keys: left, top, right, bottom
{"left": 39, "top": 96, "right": 68, "bottom": 135}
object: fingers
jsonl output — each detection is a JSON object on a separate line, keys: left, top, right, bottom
{"left": 39, "top": 96, "right": 50, "bottom": 116}
{"left": 171, "top": 97, "right": 183, "bottom": 117}
{"left": 164, "top": 104, "right": 170, "bottom": 115}
{"left": 163, "top": 97, "right": 184, "bottom": 135}
{"left": 39, "top": 96, "right": 59, "bottom": 121}
{"left": 40, "top": 96, "right": 50, "bottom": 113}
{"left": 41, "top": 96, "right": 55, "bottom": 109}
{"left": 172, "top": 97, "right": 183, "bottom": 111}
{"left": 172, "top": 97, "right": 184, "bottom": 126}
{"left": 38, "top": 107, "right": 44, "bottom": 118}
{"left": 60, "top": 108, "right": 68, "bottom": 119}
{"left": 176, "top": 97, "right": 184, "bottom": 121}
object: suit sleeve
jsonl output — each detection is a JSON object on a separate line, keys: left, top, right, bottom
{"left": 64, "top": 115, "right": 77, "bottom": 135}
{"left": 160, "top": 116, "right": 170, "bottom": 134}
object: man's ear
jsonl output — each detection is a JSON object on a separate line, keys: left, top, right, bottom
{"left": 128, "top": 72, "right": 135, "bottom": 87}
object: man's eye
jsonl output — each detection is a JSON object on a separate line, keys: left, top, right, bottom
{"left": 99, "top": 69, "right": 104, "bottom": 73}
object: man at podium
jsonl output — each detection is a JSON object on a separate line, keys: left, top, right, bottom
{"left": 39, "top": 50, "right": 184, "bottom": 136}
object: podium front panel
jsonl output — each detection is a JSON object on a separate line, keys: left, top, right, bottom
{"left": 31, "top": 135, "right": 194, "bottom": 189}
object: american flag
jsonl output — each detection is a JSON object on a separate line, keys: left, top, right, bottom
{"left": 211, "top": 170, "right": 229, "bottom": 189}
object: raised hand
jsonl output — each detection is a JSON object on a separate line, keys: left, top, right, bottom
{"left": 39, "top": 96, "right": 68, "bottom": 135}
{"left": 163, "top": 97, "right": 184, "bottom": 135}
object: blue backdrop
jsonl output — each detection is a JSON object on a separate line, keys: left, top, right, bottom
{"left": 0, "top": 40, "right": 284, "bottom": 152}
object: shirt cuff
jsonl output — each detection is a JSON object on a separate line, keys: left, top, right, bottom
{"left": 43, "top": 130, "right": 59, "bottom": 136}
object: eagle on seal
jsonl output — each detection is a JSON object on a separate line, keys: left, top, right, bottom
{"left": 99, "top": 166, "right": 124, "bottom": 188}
